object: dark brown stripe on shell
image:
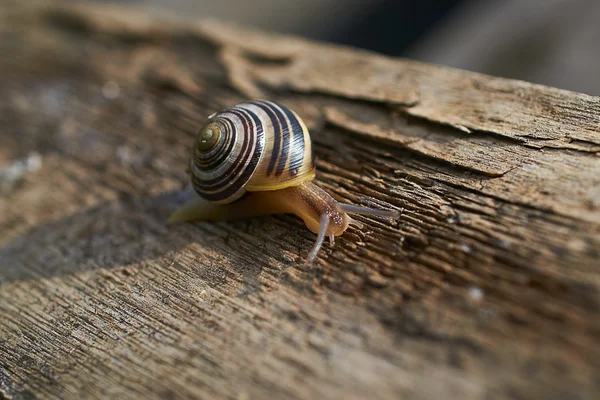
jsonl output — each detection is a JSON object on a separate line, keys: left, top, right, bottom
{"left": 192, "top": 106, "right": 264, "bottom": 202}
{"left": 251, "top": 100, "right": 284, "bottom": 177}
{"left": 195, "top": 118, "right": 236, "bottom": 170}
{"left": 281, "top": 106, "right": 306, "bottom": 177}
{"left": 273, "top": 103, "right": 291, "bottom": 177}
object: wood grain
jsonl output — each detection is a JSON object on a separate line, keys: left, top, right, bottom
{"left": 0, "top": 2, "right": 599, "bottom": 399}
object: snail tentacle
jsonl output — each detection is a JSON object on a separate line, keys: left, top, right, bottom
{"left": 308, "top": 213, "right": 330, "bottom": 263}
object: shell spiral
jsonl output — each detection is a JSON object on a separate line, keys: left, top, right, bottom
{"left": 189, "top": 100, "right": 316, "bottom": 204}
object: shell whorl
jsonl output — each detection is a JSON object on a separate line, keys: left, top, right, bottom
{"left": 190, "top": 100, "right": 316, "bottom": 204}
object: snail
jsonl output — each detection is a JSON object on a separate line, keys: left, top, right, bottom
{"left": 168, "top": 100, "right": 399, "bottom": 262}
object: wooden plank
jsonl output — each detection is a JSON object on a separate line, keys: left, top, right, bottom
{"left": 0, "top": 2, "right": 599, "bottom": 399}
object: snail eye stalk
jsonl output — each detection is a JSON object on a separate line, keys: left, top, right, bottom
{"left": 338, "top": 204, "right": 400, "bottom": 219}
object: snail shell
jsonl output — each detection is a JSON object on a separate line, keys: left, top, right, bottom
{"left": 190, "top": 100, "right": 316, "bottom": 204}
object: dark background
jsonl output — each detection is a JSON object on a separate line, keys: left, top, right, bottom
{"left": 92, "top": 0, "right": 600, "bottom": 95}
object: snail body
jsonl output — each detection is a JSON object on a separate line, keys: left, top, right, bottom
{"left": 169, "top": 100, "right": 398, "bottom": 262}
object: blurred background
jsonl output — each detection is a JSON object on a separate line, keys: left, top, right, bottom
{"left": 88, "top": 0, "right": 600, "bottom": 95}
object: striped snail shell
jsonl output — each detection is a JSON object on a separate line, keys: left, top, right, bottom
{"left": 170, "top": 100, "right": 399, "bottom": 263}
{"left": 190, "top": 100, "right": 316, "bottom": 204}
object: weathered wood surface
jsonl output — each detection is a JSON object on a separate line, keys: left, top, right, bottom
{"left": 1, "top": 2, "right": 599, "bottom": 399}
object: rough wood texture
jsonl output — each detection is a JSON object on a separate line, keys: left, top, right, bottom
{"left": 1, "top": 2, "right": 599, "bottom": 399}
